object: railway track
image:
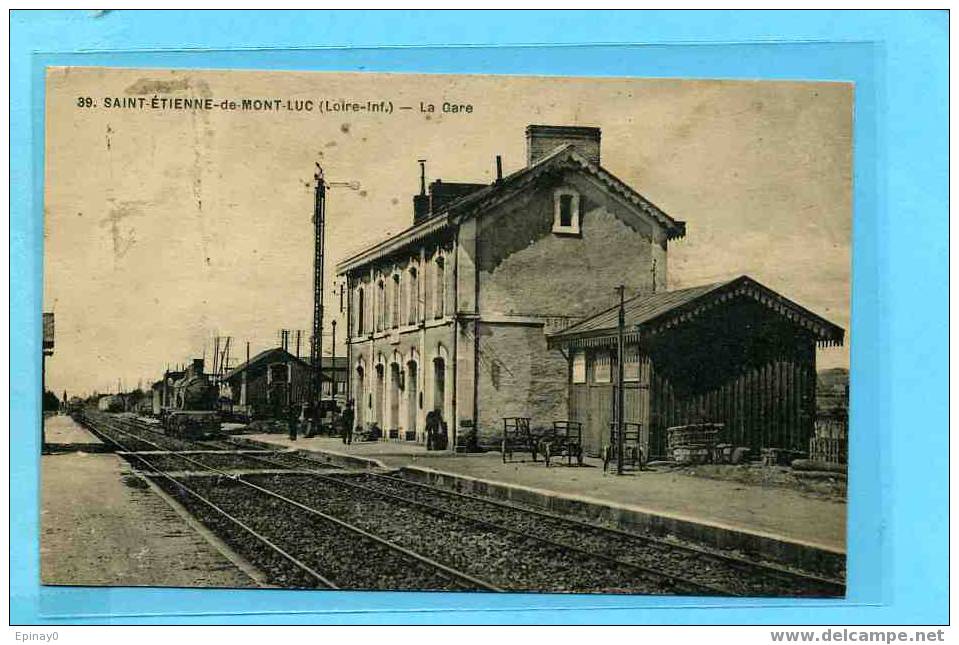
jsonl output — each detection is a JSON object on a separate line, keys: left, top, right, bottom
{"left": 75, "top": 410, "right": 844, "bottom": 596}
{"left": 77, "top": 412, "right": 495, "bottom": 592}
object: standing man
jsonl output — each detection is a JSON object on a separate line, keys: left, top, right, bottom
{"left": 301, "top": 402, "right": 314, "bottom": 438}
{"left": 288, "top": 402, "right": 298, "bottom": 442}
{"left": 341, "top": 399, "right": 355, "bottom": 446}
{"left": 425, "top": 409, "right": 438, "bottom": 451}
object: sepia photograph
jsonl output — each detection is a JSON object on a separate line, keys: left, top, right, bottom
{"left": 40, "top": 67, "right": 851, "bottom": 597}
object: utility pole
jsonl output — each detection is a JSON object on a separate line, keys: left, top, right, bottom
{"left": 616, "top": 285, "right": 626, "bottom": 476}
{"left": 309, "top": 163, "right": 359, "bottom": 432}
{"left": 311, "top": 163, "right": 327, "bottom": 432}
{"left": 331, "top": 320, "right": 337, "bottom": 401}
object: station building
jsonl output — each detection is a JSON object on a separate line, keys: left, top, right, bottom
{"left": 337, "top": 125, "right": 684, "bottom": 446}
{"left": 336, "top": 124, "right": 843, "bottom": 453}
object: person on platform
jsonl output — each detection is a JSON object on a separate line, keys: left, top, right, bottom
{"left": 436, "top": 414, "right": 449, "bottom": 451}
{"left": 341, "top": 400, "right": 355, "bottom": 446}
{"left": 301, "top": 402, "right": 314, "bottom": 438}
{"left": 287, "top": 402, "right": 298, "bottom": 442}
{"left": 426, "top": 409, "right": 448, "bottom": 451}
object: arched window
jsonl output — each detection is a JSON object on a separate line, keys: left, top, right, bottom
{"left": 376, "top": 279, "right": 385, "bottom": 332}
{"left": 392, "top": 273, "right": 401, "bottom": 329}
{"left": 434, "top": 256, "right": 446, "bottom": 319}
{"left": 356, "top": 287, "right": 365, "bottom": 335}
{"left": 408, "top": 266, "right": 419, "bottom": 324}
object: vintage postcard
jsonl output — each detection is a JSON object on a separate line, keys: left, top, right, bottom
{"left": 41, "top": 68, "right": 850, "bottom": 596}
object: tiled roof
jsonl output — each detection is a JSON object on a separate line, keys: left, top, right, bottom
{"left": 222, "top": 347, "right": 308, "bottom": 382}
{"left": 549, "top": 275, "right": 845, "bottom": 347}
{"left": 223, "top": 348, "right": 348, "bottom": 382}
{"left": 335, "top": 144, "right": 685, "bottom": 274}
{"left": 555, "top": 281, "right": 728, "bottom": 337}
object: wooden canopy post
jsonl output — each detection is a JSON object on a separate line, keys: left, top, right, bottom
{"left": 615, "top": 285, "right": 625, "bottom": 475}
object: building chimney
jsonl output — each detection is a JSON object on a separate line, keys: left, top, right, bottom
{"left": 495, "top": 155, "right": 503, "bottom": 182}
{"left": 413, "top": 159, "right": 430, "bottom": 224}
{"left": 526, "top": 125, "right": 601, "bottom": 166}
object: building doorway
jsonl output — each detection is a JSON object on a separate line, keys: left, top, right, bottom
{"left": 407, "top": 360, "right": 418, "bottom": 440}
{"left": 374, "top": 363, "right": 384, "bottom": 427}
{"left": 433, "top": 357, "right": 446, "bottom": 418}
{"left": 389, "top": 362, "right": 401, "bottom": 434}
{"left": 354, "top": 365, "right": 365, "bottom": 427}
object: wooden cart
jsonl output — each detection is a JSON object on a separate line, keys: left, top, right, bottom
{"left": 602, "top": 422, "right": 647, "bottom": 472}
{"left": 501, "top": 417, "right": 539, "bottom": 463}
{"left": 541, "top": 420, "right": 584, "bottom": 467}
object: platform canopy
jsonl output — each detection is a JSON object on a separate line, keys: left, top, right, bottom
{"left": 547, "top": 275, "right": 845, "bottom": 350}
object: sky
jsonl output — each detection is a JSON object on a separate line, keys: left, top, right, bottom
{"left": 44, "top": 68, "right": 852, "bottom": 397}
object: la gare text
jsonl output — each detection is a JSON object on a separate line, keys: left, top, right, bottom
{"left": 91, "top": 97, "right": 474, "bottom": 114}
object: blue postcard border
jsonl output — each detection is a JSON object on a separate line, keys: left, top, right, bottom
{"left": 9, "top": 9, "right": 948, "bottom": 625}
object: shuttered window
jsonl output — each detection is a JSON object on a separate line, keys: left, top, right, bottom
{"left": 434, "top": 256, "right": 446, "bottom": 319}
{"left": 392, "top": 274, "right": 401, "bottom": 329}
{"left": 408, "top": 267, "right": 419, "bottom": 324}
{"left": 356, "top": 288, "right": 365, "bottom": 335}
{"left": 624, "top": 346, "right": 641, "bottom": 382}
{"left": 593, "top": 350, "right": 611, "bottom": 383}
{"left": 572, "top": 351, "right": 586, "bottom": 384}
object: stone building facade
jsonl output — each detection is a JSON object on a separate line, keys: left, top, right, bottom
{"left": 336, "top": 125, "right": 686, "bottom": 447}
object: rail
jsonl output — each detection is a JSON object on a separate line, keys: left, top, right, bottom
{"left": 80, "top": 411, "right": 500, "bottom": 592}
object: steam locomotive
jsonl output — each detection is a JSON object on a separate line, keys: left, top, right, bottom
{"left": 161, "top": 360, "right": 221, "bottom": 440}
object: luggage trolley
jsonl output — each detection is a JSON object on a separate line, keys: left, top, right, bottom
{"left": 541, "top": 420, "right": 584, "bottom": 467}
{"left": 603, "top": 422, "right": 647, "bottom": 473}
{"left": 501, "top": 417, "right": 540, "bottom": 463}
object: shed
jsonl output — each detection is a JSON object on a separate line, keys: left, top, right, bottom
{"left": 547, "top": 275, "right": 844, "bottom": 460}
{"left": 222, "top": 347, "right": 325, "bottom": 419}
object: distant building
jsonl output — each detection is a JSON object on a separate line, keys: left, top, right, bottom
{"left": 221, "top": 348, "right": 347, "bottom": 419}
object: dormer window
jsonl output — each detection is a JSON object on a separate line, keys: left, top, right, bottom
{"left": 553, "top": 188, "right": 581, "bottom": 235}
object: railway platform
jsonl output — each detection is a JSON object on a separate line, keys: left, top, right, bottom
{"left": 43, "top": 413, "right": 107, "bottom": 452}
{"left": 244, "top": 433, "right": 846, "bottom": 575}
{"left": 41, "top": 430, "right": 260, "bottom": 588}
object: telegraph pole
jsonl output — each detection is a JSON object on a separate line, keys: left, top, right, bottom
{"left": 309, "top": 164, "right": 359, "bottom": 432}
{"left": 616, "top": 285, "right": 626, "bottom": 475}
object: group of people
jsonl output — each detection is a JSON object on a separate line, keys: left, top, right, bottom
{"left": 286, "top": 400, "right": 355, "bottom": 442}
{"left": 286, "top": 399, "right": 448, "bottom": 450}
